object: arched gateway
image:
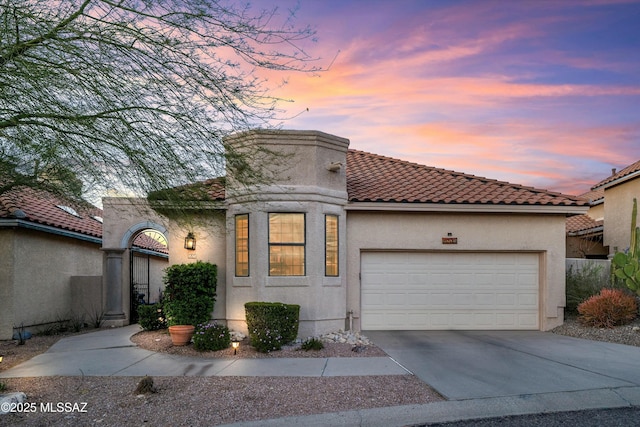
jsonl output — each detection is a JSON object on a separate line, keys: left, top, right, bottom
{"left": 101, "top": 199, "right": 169, "bottom": 326}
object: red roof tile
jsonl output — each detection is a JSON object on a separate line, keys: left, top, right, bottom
{"left": 566, "top": 214, "right": 603, "bottom": 234}
{"left": 346, "top": 150, "right": 588, "bottom": 206}
{"left": 1, "top": 187, "right": 168, "bottom": 253}
{"left": 578, "top": 187, "right": 604, "bottom": 204}
{"left": 0, "top": 186, "right": 102, "bottom": 238}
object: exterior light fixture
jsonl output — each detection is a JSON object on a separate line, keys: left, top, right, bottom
{"left": 232, "top": 339, "right": 240, "bottom": 355}
{"left": 184, "top": 232, "right": 196, "bottom": 250}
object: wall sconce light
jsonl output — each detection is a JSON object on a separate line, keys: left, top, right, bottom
{"left": 232, "top": 339, "right": 240, "bottom": 355}
{"left": 184, "top": 232, "right": 196, "bottom": 250}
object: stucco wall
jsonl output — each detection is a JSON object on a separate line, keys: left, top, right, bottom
{"left": 0, "top": 229, "right": 16, "bottom": 339}
{"left": 346, "top": 211, "right": 568, "bottom": 331}
{"left": 224, "top": 130, "right": 349, "bottom": 337}
{"left": 7, "top": 229, "right": 102, "bottom": 336}
{"left": 604, "top": 179, "right": 640, "bottom": 254}
{"left": 168, "top": 212, "right": 227, "bottom": 322}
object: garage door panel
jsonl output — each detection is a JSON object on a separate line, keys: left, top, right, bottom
{"left": 361, "top": 252, "right": 539, "bottom": 330}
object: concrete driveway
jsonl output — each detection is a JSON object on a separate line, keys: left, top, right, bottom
{"left": 365, "top": 330, "right": 640, "bottom": 400}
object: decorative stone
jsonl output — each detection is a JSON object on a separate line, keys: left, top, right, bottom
{"left": 0, "top": 392, "right": 27, "bottom": 415}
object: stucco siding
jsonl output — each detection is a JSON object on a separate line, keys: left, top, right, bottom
{"left": 346, "top": 211, "right": 567, "bottom": 331}
{"left": 9, "top": 229, "right": 102, "bottom": 334}
{"left": 0, "top": 229, "right": 16, "bottom": 339}
{"left": 604, "top": 179, "right": 640, "bottom": 254}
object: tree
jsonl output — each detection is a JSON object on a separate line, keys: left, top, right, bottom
{"left": 0, "top": 0, "right": 318, "bottom": 203}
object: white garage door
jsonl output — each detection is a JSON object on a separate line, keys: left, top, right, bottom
{"left": 361, "top": 252, "right": 539, "bottom": 330}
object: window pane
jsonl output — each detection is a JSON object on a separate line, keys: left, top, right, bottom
{"left": 269, "top": 245, "right": 305, "bottom": 276}
{"left": 269, "top": 213, "right": 305, "bottom": 244}
{"left": 325, "top": 215, "right": 339, "bottom": 276}
{"left": 235, "top": 214, "right": 249, "bottom": 276}
{"left": 269, "top": 213, "right": 305, "bottom": 276}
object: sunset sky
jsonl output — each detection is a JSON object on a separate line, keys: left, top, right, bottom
{"left": 267, "top": 0, "right": 640, "bottom": 196}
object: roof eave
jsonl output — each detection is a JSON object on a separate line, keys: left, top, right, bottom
{"left": 567, "top": 225, "right": 604, "bottom": 237}
{"left": 345, "top": 202, "right": 589, "bottom": 215}
{"left": 603, "top": 170, "right": 640, "bottom": 190}
{"left": 0, "top": 218, "right": 102, "bottom": 244}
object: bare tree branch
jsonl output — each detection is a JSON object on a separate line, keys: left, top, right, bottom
{"left": 0, "top": 0, "right": 320, "bottom": 207}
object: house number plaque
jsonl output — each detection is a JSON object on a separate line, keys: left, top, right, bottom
{"left": 442, "top": 237, "right": 458, "bottom": 244}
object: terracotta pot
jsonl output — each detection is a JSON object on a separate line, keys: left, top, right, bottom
{"left": 168, "top": 325, "right": 195, "bottom": 346}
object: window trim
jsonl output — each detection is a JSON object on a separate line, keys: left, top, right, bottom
{"left": 325, "top": 214, "right": 339, "bottom": 277}
{"left": 268, "top": 212, "right": 306, "bottom": 276}
{"left": 235, "top": 214, "right": 250, "bottom": 277}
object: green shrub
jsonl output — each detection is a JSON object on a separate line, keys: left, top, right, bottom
{"left": 578, "top": 289, "right": 638, "bottom": 328}
{"left": 300, "top": 337, "right": 324, "bottom": 351}
{"left": 138, "top": 303, "right": 167, "bottom": 331}
{"left": 566, "top": 262, "right": 620, "bottom": 314}
{"left": 245, "top": 302, "right": 300, "bottom": 353}
{"left": 163, "top": 261, "right": 217, "bottom": 326}
{"left": 193, "top": 323, "right": 230, "bottom": 352}
{"left": 0, "top": 381, "right": 6, "bottom": 392}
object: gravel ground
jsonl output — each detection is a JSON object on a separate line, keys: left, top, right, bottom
{"left": 550, "top": 315, "right": 640, "bottom": 347}
{"left": 0, "top": 329, "right": 441, "bottom": 426}
{"left": 2, "top": 317, "right": 640, "bottom": 426}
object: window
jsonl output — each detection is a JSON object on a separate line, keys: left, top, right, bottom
{"left": 325, "top": 215, "right": 339, "bottom": 276}
{"left": 235, "top": 214, "right": 249, "bottom": 277}
{"left": 269, "top": 213, "right": 305, "bottom": 276}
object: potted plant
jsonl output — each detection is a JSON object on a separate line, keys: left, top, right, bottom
{"left": 162, "top": 261, "right": 217, "bottom": 346}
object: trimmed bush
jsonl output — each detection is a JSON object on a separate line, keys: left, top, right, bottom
{"left": 138, "top": 303, "right": 167, "bottom": 331}
{"left": 163, "top": 261, "right": 217, "bottom": 326}
{"left": 578, "top": 289, "right": 638, "bottom": 328}
{"left": 193, "top": 323, "right": 231, "bottom": 352}
{"left": 245, "top": 302, "right": 300, "bottom": 353}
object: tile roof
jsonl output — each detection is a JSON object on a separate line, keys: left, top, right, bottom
{"left": 345, "top": 150, "right": 588, "bottom": 207}
{"left": 593, "top": 159, "right": 640, "bottom": 189}
{"left": 1, "top": 186, "right": 168, "bottom": 253}
{"left": 0, "top": 186, "right": 102, "bottom": 238}
{"left": 566, "top": 214, "right": 603, "bottom": 235}
{"left": 578, "top": 187, "right": 604, "bottom": 204}
{"left": 149, "top": 177, "right": 225, "bottom": 202}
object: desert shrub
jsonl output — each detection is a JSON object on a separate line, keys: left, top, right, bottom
{"left": 566, "top": 262, "right": 619, "bottom": 314}
{"left": 300, "top": 337, "right": 324, "bottom": 351}
{"left": 163, "top": 261, "right": 217, "bottom": 326}
{"left": 577, "top": 289, "right": 638, "bottom": 328}
{"left": 193, "top": 323, "right": 230, "bottom": 352}
{"left": 138, "top": 303, "right": 167, "bottom": 331}
{"left": 245, "top": 302, "right": 300, "bottom": 353}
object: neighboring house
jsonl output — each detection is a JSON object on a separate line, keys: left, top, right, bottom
{"left": 566, "top": 159, "right": 640, "bottom": 258}
{"left": 103, "top": 130, "right": 587, "bottom": 336}
{"left": 0, "top": 186, "right": 167, "bottom": 340}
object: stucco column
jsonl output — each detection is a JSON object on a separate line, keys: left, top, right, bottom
{"left": 102, "top": 248, "right": 126, "bottom": 325}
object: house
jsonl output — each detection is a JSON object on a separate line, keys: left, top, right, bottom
{"left": 101, "top": 130, "right": 588, "bottom": 336}
{"left": 566, "top": 159, "right": 640, "bottom": 258}
{"left": 0, "top": 186, "right": 168, "bottom": 340}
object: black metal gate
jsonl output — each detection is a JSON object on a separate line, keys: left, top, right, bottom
{"left": 130, "top": 250, "right": 150, "bottom": 323}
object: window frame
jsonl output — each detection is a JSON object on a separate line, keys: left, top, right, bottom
{"left": 235, "top": 214, "right": 250, "bottom": 277}
{"left": 325, "top": 214, "right": 339, "bottom": 277}
{"left": 268, "top": 212, "right": 306, "bottom": 276}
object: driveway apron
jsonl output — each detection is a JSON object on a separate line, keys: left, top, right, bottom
{"left": 365, "top": 330, "right": 640, "bottom": 400}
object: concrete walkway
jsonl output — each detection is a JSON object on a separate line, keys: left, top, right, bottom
{"left": 0, "top": 325, "right": 408, "bottom": 378}
{"left": 2, "top": 326, "right": 640, "bottom": 426}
